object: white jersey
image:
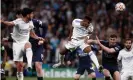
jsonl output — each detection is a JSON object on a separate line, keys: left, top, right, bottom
{"left": 11, "top": 18, "right": 34, "bottom": 43}
{"left": 118, "top": 48, "right": 133, "bottom": 70}
{"left": 71, "top": 19, "right": 94, "bottom": 39}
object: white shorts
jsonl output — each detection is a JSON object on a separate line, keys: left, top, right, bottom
{"left": 65, "top": 38, "right": 90, "bottom": 52}
{"left": 121, "top": 69, "right": 133, "bottom": 80}
{"left": 13, "top": 42, "right": 26, "bottom": 61}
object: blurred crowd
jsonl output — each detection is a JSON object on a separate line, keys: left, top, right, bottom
{"left": 1, "top": 0, "right": 133, "bottom": 76}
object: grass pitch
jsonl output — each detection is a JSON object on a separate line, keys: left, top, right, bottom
{"left": 6, "top": 77, "right": 104, "bottom": 80}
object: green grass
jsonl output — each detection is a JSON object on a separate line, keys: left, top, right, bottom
{"left": 6, "top": 77, "right": 104, "bottom": 80}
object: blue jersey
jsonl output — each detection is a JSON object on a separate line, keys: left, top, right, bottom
{"left": 101, "top": 41, "right": 123, "bottom": 65}
{"left": 29, "top": 19, "right": 47, "bottom": 47}
{"left": 29, "top": 19, "right": 47, "bottom": 62}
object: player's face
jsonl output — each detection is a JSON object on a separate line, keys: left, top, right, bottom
{"left": 82, "top": 19, "right": 90, "bottom": 27}
{"left": 109, "top": 37, "right": 117, "bottom": 46}
{"left": 125, "top": 40, "right": 132, "bottom": 50}
{"left": 27, "top": 12, "right": 34, "bottom": 20}
{"left": 30, "top": 12, "right": 34, "bottom": 19}
{"left": 84, "top": 19, "right": 90, "bottom": 24}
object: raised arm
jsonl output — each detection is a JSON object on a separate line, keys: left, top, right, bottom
{"left": 96, "top": 36, "right": 116, "bottom": 53}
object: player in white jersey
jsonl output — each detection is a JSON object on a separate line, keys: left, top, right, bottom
{"left": 1, "top": 8, "right": 44, "bottom": 80}
{"left": 54, "top": 15, "right": 101, "bottom": 71}
{"left": 1, "top": 9, "right": 22, "bottom": 80}
{"left": 117, "top": 38, "right": 133, "bottom": 80}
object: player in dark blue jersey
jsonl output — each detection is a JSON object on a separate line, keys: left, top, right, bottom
{"left": 67, "top": 47, "right": 97, "bottom": 80}
{"left": 96, "top": 34, "right": 123, "bottom": 80}
{"left": 29, "top": 19, "right": 47, "bottom": 80}
{"left": 53, "top": 46, "right": 98, "bottom": 80}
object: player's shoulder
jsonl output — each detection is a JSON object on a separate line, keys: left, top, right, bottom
{"left": 32, "top": 19, "right": 40, "bottom": 23}
{"left": 116, "top": 42, "right": 123, "bottom": 46}
{"left": 13, "top": 18, "right": 22, "bottom": 22}
{"left": 100, "top": 40, "right": 109, "bottom": 45}
{"left": 119, "top": 48, "right": 126, "bottom": 53}
{"left": 72, "top": 19, "right": 82, "bottom": 23}
{"left": 32, "top": 19, "right": 42, "bottom": 26}
{"left": 12, "top": 18, "right": 23, "bottom": 25}
{"left": 115, "top": 42, "right": 124, "bottom": 49}
{"left": 16, "top": 18, "right": 22, "bottom": 21}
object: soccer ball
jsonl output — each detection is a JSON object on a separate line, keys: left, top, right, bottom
{"left": 115, "top": 2, "right": 126, "bottom": 12}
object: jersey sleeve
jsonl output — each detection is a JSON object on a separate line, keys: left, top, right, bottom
{"left": 12, "top": 19, "right": 20, "bottom": 25}
{"left": 117, "top": 51, "right": 122, "bottom": 60}
{"left": 114, "top": 44, "right": 122, "bottom": 52}
{"left": 72, "top": 19, "right": 82, "bottom": 27}
{"left": 29, "top": 21, "right": 34, "bottom": 29}
{"left": 91, "top": 45, "right": 99, "bottom": 53}
{"left": 38, "top": 20, "right": 43, "bottom": 28}
{"left": 88, "top": 23, "right": 94, "bottom": 33}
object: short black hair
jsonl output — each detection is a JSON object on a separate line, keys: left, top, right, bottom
{"left": 84, "top": 15, "right": 92, "bottom": 22}
{"left": 109, "top": 34, "right": 117, "bottom": 38}
{"left": 16, "top": 9, "right": 21, "bottom": 15}
{"left": 21, "top": 8, "right": 33, "bottom": 17}
{"left": 124, "top": 38, "right": 132, "bottom": 43}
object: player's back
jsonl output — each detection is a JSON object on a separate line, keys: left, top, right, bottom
{"left": 71, "top": 19, "right": 93, "bottom": 39}
{"left": 11, "top": 18, "right": 34, "bottom": 43}
{"left": 66, "top": 47, "right": 92, "bottom": 67}
{"left": 76, "top": 48, "right": 92, "bottom": 67}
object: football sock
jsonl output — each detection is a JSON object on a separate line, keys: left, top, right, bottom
{"left": 60, "top": 55, "right": 65, "bottom": 64}
{"left": 26, "top": 48, "right": 33, "bottom": 68}
{"left": 89, "top": 51, "right": 100, "bottom": 69}
{"left": 17, "top": 72, "right": 23, "bottom": 80}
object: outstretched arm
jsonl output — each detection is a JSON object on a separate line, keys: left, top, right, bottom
{"left": 0, "top": 20, "right": 15, "bottom": 27}
{"left": 96, "top": 36, "right": 116, "bottom": 53}
{"left": 85, "top": 39, "right": 98, "bottom": 44}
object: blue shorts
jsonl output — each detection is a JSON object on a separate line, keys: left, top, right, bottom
{"left": 76, "top": 66, "right": 94, "bottom": 75}
{"left": 32, "top": 45, "right": 44, "bottom": 62}
{"left": 23, "top": 45, "right": 44, "bottom": 63}
{"left": 103, "top": 64, "right": 119, "bottom": 77}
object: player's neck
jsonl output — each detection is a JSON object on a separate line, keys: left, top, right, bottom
{"left": 125, "top": 47, "right": 132, "bottom": 51}
{"left": 22, "top": 17, "right": 29, "bottom": 23}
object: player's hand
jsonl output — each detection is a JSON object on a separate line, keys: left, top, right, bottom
{"left": 38, "top": 40, "right": 44, "bottom": 45}
{"left": 0, "top": 19, "right": 4, "bottom": 23}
